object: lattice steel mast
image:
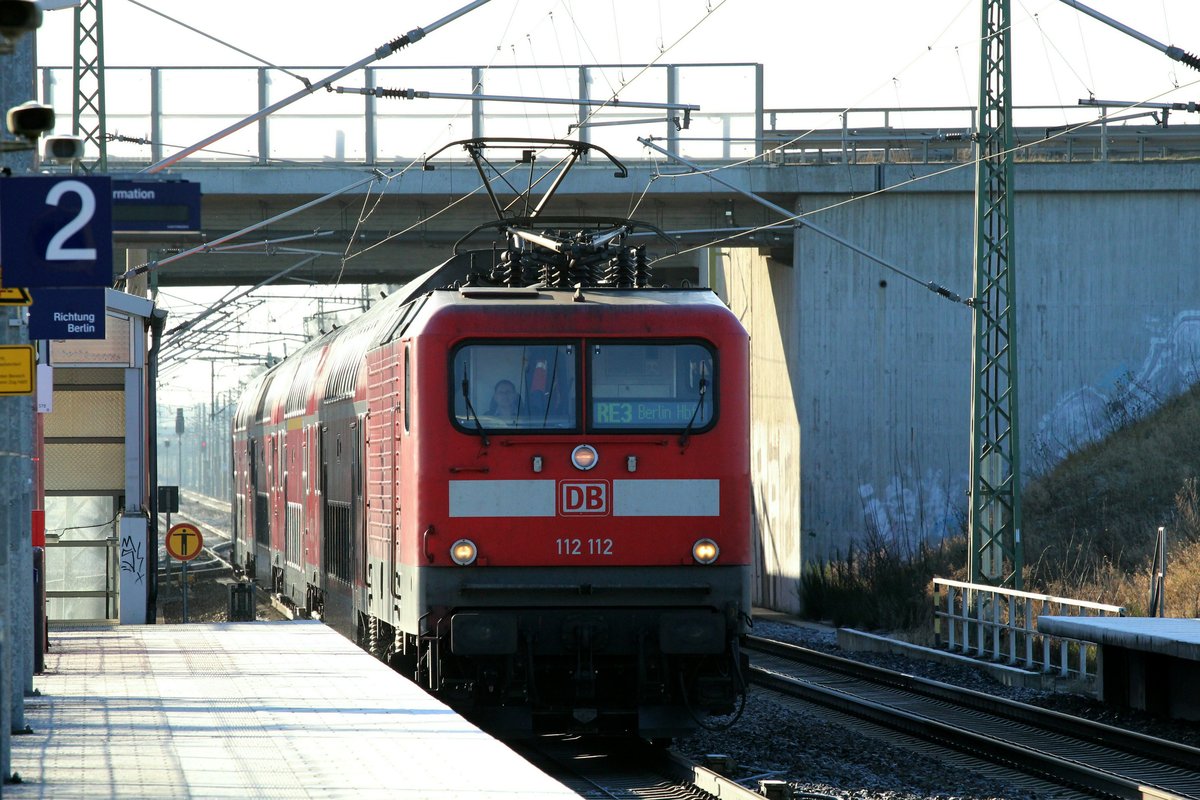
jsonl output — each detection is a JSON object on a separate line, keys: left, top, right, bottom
{"left": 968, "top": 0, "right": 1022, "bottom": 588}
{"left": 72, "top": 0, "right": 106, "bottom": 172}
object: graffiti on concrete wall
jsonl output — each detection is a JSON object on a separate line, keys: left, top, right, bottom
{"left": 858, "top": 466, "right": 966, "bottom": 550}
{"left": 1033, "top": 310, "right": 1200, "bottom": 469}
{"left": 120, "top": 534, "right": 145, "bottom": 585}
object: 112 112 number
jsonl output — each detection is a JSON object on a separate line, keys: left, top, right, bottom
{"left": 555, "top": 537, "right": 614, "bottom": 556}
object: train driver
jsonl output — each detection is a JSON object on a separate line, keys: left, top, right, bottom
{"left": 486, "top": 379, "right": 521, "bottom": 423}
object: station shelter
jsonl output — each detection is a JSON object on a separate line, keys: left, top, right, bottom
{"left": 36, "top": 289, "right": 163, "bottom": 626}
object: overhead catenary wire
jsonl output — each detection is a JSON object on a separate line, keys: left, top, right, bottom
{"left": 122, "top": 0, "right": 313, "bottom": 88}
{"left": 636, "top": 136, "right": 972, "bottom": 307}
{"left": 1057, "top": 0, "right": 1200, "bottom": 71}
{"left": 645, "top": 71, "right": 1200, "bottom": 268}
{"left": 140, "top": 0, "right": 721, "bottom": 302}
{"left": 168, "top": 256, "right": 320, "bottom": 338}
{"left": 118, "top": 172, "right": 386, "bottom": 283}
{"left": 140, "top": 0, "right": 1190, "bottom": 391}
{"left": 139, "top": 0, "right": 493, "bottom": 174}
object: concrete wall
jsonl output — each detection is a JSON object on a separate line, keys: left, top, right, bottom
{"left": 716, "top": 249, "right": 803, "bottom": 612}
{"left": 722, "top": 161, "right": 1200, "bottom": 610}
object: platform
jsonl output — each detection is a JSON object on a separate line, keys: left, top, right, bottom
{"left": 1038, "top": 616, "right": 1200, "bottom": 720}
{"left": 7, "top": 621, "right": 582, "bottom": 798}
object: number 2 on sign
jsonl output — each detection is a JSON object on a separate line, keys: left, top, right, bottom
{"left": 45, "top": 181, "right": 97, "bottom": 261}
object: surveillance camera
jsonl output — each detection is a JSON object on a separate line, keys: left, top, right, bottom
{"left": 43, "top": 134, "right": 83, "bottom": 163}
{"left": 6, "top": 100, "right": 54, "bottom": 141}
{"left": 0, "top": 0, "right": 42, "bottom": 47}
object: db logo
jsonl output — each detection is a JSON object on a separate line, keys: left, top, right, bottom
{"left": 559, "top": 481, "right": 609, "bottom": 515}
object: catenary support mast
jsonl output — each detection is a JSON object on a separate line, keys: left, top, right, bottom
{"left": 968, "top": 0, "right": 1022, "bottom": 588}
{"left": 72, "top": 0, "right": 106, "bottom": 172}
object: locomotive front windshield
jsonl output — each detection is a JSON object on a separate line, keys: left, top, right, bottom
{"left": 452, "top": 343, "right": 579, "bottom": 430}
{"left": 589, "top": 342, "right": 714, "bottom": 432}
{"left": 451, "top": 339, "right": 715, "bottom": 434}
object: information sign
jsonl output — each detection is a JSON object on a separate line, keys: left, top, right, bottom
{"left": 0, "top": 176, "right": 113, "bottom": 288}
{"left": 28, "top": 287, "right": 106, "bottom": 340}
{"left": 112, "top": 179, "right": 201, "bottom": 233}
{"left": 0, "top": 345, "right": 35, "bottom": 396}
{"left": 166, "top": 522, "right": 203, "bottom": 561}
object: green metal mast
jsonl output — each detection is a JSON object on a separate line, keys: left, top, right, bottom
{"left": 72, "top": 0, "right": 106, "bottom": 172}
{"left": 969, "top": 0, "right": 1022, "bottom": 588}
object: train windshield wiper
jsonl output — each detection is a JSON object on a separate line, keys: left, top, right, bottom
{"left": 461, "top": 366, "right": 490, "bottom": 447}
{"left": 678, "top": 376, "right": 707, "bottom": 448}
{"left": 541, "top": 348, "right": 560, "bottom": 427}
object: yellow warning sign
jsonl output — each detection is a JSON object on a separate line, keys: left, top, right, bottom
{"left": 0, "top": 345, "right": 35, "bottom": 396}
{"left": 166, "top": 522, "right": 204, "bottom": 561}
{"left": 0, "top": 288, "right": 32, "bottom": 306}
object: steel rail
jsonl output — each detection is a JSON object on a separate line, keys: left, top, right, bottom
{"left": 746, "top": 635, "right": 1199, "bottom": 799}
{"left": 747, "top": 635, "right": 1200, "bottom": 770}
{"left": 513, "top": 738, "right": 762, "bottom": 800}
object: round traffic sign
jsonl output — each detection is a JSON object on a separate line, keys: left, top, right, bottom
{"left": 166, "top": 522, "right": 203, "bottom": 561}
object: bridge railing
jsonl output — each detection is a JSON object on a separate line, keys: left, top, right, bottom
{"left": 38, "top": 63, "right": 1200, "bottom": 168}
{"left": 763, "top": 104, "right": 1200, "bottom": 164}
{"left": 37, "top": 62, "right": 764, "bottom": 168}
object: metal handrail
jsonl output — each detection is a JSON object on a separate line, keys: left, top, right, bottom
{"left": 763, "top": 103, "right": 1200, "bottom": 164}
{"left": 933, "top": 577, "right": 1125, "bottom": 681}
{"left": 36, "top": 62, "right": 763, "bottom": 167}
{"left": 44, "top": 533, "right": 119, "bottom": 624}
{"left": 35, "top": 63, "right": 1200, "bottom": 168}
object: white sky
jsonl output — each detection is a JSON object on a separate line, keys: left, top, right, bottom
{"left": 33, "top": 0, "right": 1200, "bottom": 408}
{"left": 35, "top": 0, "right": 1200, "bottom": 109}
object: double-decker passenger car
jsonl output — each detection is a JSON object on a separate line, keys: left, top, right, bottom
{"left": 230, "top": 139, "right": 750, "bottom": 738}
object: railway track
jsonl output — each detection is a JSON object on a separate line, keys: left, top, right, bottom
{"left": 745, "top": 634, "right": 1200, "bottom": 800}
{"left": 514, "top": 736, "right": 766, "bottom": 800}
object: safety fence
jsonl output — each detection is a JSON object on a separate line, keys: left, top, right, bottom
{"left": 933, "top": 577, "right": 1125, "bottom": 681}
{"left": 36, "top": 63, "right": 1200, "bottom": 168}
{"left": 44, "top": 532, "right": 119, "bottom": 624}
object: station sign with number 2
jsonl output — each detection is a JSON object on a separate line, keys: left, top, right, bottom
{"left": 0, "top": 176, "right": 113, "bottom": 288}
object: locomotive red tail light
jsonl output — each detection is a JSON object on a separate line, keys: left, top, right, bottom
{"left": 692, "top": 538, "right": 719, "bottom": 564}
{"left": 451, "top": 539, "right": 478, "bottom": 565}
{"left": 571, "top": 444, "right": 598, "bottom": 470}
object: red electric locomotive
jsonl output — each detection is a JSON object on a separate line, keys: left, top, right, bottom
{"left": 231, "top": 139, "right": 750, "bottom": 738}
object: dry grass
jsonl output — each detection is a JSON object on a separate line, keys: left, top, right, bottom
{"left": 1023, "top": 382, "right": 1200, "bottom": 614}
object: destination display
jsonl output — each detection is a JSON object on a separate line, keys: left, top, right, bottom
{"left": 111, "top": 179, "right": 200, "bottom": 233}
{"left": 593, "top": 400, "right": 705, "bottom": 427}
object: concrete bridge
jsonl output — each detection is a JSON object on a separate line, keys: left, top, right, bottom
{"left": 42, "top": 63, "right": 1200, "bottom": 612}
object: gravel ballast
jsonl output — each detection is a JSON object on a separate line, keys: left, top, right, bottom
{"left": 673, "top": 619, "right": 1199, "bottom": 800}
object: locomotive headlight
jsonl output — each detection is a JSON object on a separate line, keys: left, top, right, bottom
{"left": 692, "top": 538, "right": 719, "bottom": 565}
{"left": 571, "top": 444, "right": 599, "bottom": 471}
{"left": 450, "top": 539, "right": 478, "bottom": 566}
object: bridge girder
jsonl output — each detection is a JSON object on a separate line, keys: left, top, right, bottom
{"left": 120, "top": 165, "right": 797, "bottom": 286}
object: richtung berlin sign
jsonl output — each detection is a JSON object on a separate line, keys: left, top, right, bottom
{"left": 29, "top": 288, "right": 106, "bottom": 340}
